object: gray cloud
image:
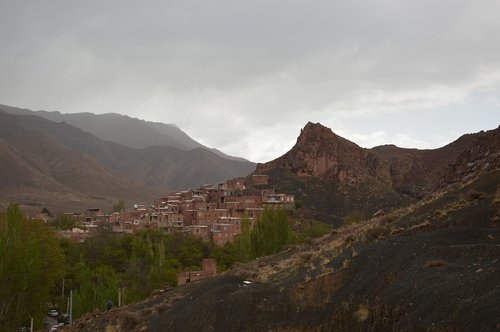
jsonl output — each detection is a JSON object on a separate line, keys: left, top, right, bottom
{"left": 1, "top": 0, "right": 499, "bottom": 162}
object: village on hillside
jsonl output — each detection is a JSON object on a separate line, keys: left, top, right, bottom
{"left": 54, "top": 175, "right": 295, "bottom": 245}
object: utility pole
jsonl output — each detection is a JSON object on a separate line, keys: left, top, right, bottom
{"left": 118, "top": 288, "right": 122, "bottom": 307}
{"left": 69, "top": 290, "right": 73, "bottom": 325}
{"left": 61, "top": 278, "right": 65, "bottom": 299}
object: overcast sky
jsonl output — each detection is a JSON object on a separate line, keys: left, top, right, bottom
{"left": 1, "top": 1, "right": 499, "bottom": 162}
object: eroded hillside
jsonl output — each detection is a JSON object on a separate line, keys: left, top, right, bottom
{"left": 63, "top": 169, "right": 500, "bottom": 332}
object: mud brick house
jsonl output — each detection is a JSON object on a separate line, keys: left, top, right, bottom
{"left": 186, "top": 224, "right": 209, "bottom": 238}
{"left": 126, "top": 175, "right": 294, "bottom": 245}
{"left": 177, "top": 258, "right": 217, "bottom": 285}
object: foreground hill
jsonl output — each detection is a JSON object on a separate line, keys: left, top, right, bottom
{"left": 255, "top": 122, "right": 499, "bottom": 225}
{"left": 0, "top": 110, "right": 255, "bottom": 212}
{"left": 63, "top": 168, "right": 500, "bottom": 331}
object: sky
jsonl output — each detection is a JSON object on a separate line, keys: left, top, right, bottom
{"left": 1, "top": 0, "right": 499, "bottom": 162}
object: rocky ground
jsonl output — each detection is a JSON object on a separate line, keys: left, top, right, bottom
{"left": 60, "top": 169, "right": 500, "bottom": 332}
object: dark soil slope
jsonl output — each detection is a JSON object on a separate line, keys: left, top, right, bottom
{"left": 65, "top": 170, "right": 500, "bottom": 332}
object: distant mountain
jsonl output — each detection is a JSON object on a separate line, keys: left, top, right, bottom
{"left": 0, "top": 111, "right": 160, "bottom": 213}
{"left": 0, "top": 109, "right": 256, "bottom": 213}
{"left": 253, "top": 122, "right": 499, "bottom": 224}
{"left": 0, "top": 104, "right": 251, "bottom": 162}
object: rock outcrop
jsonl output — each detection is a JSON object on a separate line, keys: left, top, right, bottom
{"left": 257, "top": 122, "right": 367, "bottom": 186}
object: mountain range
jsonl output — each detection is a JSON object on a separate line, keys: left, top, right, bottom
{"left": 0, "top": 104, "right": 255, "bottom": 213}
{"left": 1, "top": 103, "right": 497, "bottom": 222}
{"left": 1, "top": 104, "right": 498, "bottom": 330}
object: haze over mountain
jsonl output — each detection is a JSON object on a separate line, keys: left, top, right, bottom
{"left": 0, "top": 111, "right": 159, "bottom": 212}
{"left": 0, "top": 104, "right": 248, "bottom": 161}
{"left": 0, "top": 107, "right": 255, "bottom": 213}
{"left": 2, "top": 1, "right": 499, "bottom": 163}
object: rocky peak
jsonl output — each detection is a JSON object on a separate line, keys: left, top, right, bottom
{"left": 257, "top": 122, "right": 365, "bottom": 181}
{"left": 295, "top": 122, "right": 358, "bottom": 151}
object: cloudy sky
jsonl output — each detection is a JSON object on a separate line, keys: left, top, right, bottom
{"left": 1, "top": 1, "right": 499, "bottom": 162}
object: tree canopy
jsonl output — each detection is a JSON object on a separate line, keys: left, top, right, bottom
{"left": 0, "top": 204, "right": 65, "bottom": 331}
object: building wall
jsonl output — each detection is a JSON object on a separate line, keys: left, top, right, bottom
{"left": 177, "top": 259, "right": 217, "bottom": 285}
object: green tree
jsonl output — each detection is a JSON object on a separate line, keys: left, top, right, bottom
{"left": 112, "top": 200, "right": 125, "bottom": 213}
{"left": 250, "top": 208, "right": 291, "bottom": 258}
{"left": 50, "top": 214, "right": 76, "bottom": 230}
{"left": 210, "top": 241, "right": 237, "bottom": 271}
{"left": 0, "top": 204, "right": 65, "bottom": 331}
{"left": 60, "top": 228, "right": 236, "bottom": 319}
{"left": 72, "top": 263, "right": 119, "bottom": 318}
{"left": 233, "top": 216, "right": 252, "bottom": 262}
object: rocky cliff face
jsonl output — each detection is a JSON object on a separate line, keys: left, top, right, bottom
{"left": 257, "top": 122, "right": 367, "bottom": 185}
{"left": 442, "top": 126, "right": 500, "bottom": 186}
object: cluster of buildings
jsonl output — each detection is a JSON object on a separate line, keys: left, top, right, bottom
{"left": 59, "top": 175, "right": 295, "bottom": 246}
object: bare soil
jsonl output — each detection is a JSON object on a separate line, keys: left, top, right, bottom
{"left": 62, "top": 170, "right": 500, "bottom": 332}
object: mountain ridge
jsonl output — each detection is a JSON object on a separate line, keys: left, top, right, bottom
{"left": 0, "top": 111, "right": 160, "bottom": 213}
{"left": 0, "top": 109, "right": 255, "bottom": 213}
{"left": 0, "top": 103, "right": 252, "bottom": 162}
{"left": 254, "top": 122, "right": 499, "bottom": 224}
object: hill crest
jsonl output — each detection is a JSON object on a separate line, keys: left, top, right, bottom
{"left": 255, "top": 122, "right": 500, "bottom": 224}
